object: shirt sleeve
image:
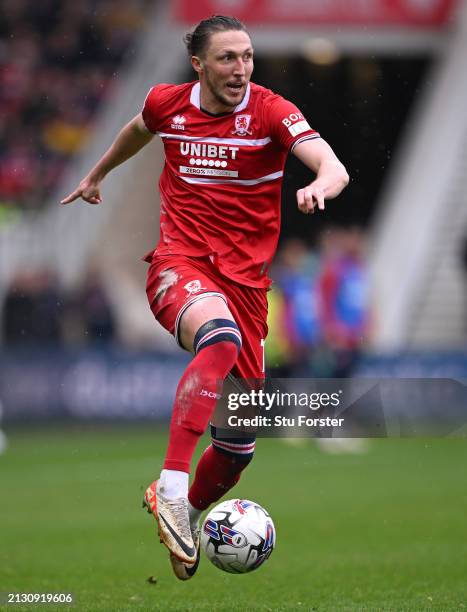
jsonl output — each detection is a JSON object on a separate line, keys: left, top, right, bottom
{"left": 267, "top": 95, "right": 320, "bottom": 152}
{"left": 141, "top": 86, "right": 160, "bottom": 134}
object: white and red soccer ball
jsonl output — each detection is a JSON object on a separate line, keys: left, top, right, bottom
{"left": 201, "top": 499, "right": 276, "bottom": 574}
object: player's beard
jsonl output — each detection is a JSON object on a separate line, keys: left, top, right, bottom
{"left": 205, "top": 67, "right": 246, "bottom": 111}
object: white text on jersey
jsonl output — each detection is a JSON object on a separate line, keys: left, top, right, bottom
{"left": 180, "top": 142, "right": 239, "bottom": 160}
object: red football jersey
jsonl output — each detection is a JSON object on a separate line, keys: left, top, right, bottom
{"left": 142, "top": 81, "right": 320, "bottom": 288}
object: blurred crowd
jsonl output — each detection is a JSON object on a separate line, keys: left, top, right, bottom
{"left": 1, "top": 267, "right": 115, "bottom": 347}
{"left": 0, "top": 227, "right": 371, "bottom": 376}
{"left": 267, "top": 227, "right": 371, "bottom": 377}
{"left": 0, "top": 0, "right": 151, "bottom": 220}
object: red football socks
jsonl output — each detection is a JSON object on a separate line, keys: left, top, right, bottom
{"left": 163, "top": 341, "right": 238, "bottom": 473}
{"left": 188, "top": 444, "right": 250, "bottom": 510}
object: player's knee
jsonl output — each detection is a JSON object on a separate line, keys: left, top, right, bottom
{"left": 194, "top": 318, "right": 242, "bottom": 362}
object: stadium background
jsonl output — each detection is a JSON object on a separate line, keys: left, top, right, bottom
{"left": 0, "top": 1, "right": 466, "bottom": 610}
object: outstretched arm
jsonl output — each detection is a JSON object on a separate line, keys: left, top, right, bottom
{"left": 60, "top": 113, "right": 154, "bottom": 205}
{"left": 293, "top": 138, "right": 349, "bottom": 215}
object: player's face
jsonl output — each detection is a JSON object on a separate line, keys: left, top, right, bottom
{"left": 194, "top": 30, "right": 254, "bottom": 113}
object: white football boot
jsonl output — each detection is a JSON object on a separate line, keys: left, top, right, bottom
{"left": 143, "top": 480, "right": 196, "bottom": 564}
{"left": 169, "top": 523, "right": 201, "bottom": 580}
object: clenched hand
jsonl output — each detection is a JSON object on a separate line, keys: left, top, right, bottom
{"left": 296, "top": 183, "right": 325, "bottom": 215}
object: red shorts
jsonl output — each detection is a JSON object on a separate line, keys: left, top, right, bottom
{"left": 146, "top": 254, "right": 268, "bottom": 381}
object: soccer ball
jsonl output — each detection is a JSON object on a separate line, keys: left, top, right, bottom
{"left": 201, "top": 499, "right": 276, "bottom": 573}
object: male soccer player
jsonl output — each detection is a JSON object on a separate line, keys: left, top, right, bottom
{"left": 61, "top": 15, "right": 349, "bottom": 580}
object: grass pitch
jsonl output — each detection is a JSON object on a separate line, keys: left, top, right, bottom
{"left": 1, "top": 426, "right": 466, "bottom": 611}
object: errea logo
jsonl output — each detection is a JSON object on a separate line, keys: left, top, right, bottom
{"left": 171, "top": 115, "right": 186, "bottom": 130}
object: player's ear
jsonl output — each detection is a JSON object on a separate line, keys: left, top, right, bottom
{"left": 191, "top": 55, "right": 203, "bottom": 74}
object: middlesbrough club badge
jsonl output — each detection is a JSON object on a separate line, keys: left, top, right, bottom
{"left": 232, "top": 114, "right": 252, "bottom": 136}
{"left": 184, "top": 280, "right": 204, "bottom": 295}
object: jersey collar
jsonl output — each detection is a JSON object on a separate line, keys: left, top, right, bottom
{"left": 190, "top": 81, "right": 251, "bottom": 114}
